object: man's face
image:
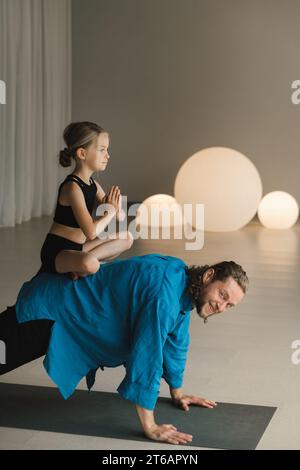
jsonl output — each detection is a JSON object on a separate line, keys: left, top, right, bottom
{"left": 197, "top": 269, "right": 245, "bottom": 322}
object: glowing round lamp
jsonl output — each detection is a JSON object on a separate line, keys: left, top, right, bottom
{"left": 258, "top": 191, "right": 299, "bottom": 229}
{"left": 135, "top": 194, "right": 185, "bottom": 228}
{"left": 174, "top": 147, "right": 263, "bottom": 231}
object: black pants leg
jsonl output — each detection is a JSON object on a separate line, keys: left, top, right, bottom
{"left": 0, "top": 304, "right": 53, "bottom": 375}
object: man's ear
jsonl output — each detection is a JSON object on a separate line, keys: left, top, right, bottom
{"left": 202, "top": 267, "right": 214, "bottom": 285}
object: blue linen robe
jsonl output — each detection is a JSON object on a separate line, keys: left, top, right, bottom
{"left": 15, "top": 253, "right": 194, "bottom": 410}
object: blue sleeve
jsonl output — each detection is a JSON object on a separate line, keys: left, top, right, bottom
{"left": 117, "top": 296, "right": 178, "bottom": 411}
{"left": 162, "top": 312, "right": 191, "bottom": 389}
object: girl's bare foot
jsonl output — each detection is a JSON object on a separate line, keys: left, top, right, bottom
{"left": 69, "top": 271, "right": 79, "bottom": 281}
{"left": 69, "top": 262, "right": 106, "bottom": 281}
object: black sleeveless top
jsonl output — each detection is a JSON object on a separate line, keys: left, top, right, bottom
{"left": 53, "top": 174, "right": 97, "bottom": 228}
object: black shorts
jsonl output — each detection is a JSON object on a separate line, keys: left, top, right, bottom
{"left": 37, "top": 233, "right": 83, "bottom": 274}
{"left": 0, "top": 305, "right": 53, "bottom": 375}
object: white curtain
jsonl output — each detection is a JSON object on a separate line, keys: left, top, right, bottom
{"left": 0, "top": 0, "right": 71, "bottom": 226}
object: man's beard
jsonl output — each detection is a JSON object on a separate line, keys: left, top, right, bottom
{"left": 197, "top": 308, "right": 209, "bottom": 324}
{"left": 193, "top": 285, "right": 209, "bottom": 323}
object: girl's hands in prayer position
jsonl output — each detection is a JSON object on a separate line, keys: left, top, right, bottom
{"left": 102, "top": 185, "right": 120, "bottom": 216}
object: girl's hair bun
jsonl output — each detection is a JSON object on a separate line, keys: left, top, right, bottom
{"left": 59, "top": 147, "right": 72, "bottom": 167}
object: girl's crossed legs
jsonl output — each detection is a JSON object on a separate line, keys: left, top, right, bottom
{"left": 55, "top": 230, "right": 133, "bottom": 278}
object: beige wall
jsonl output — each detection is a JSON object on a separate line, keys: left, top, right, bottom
{"left": 72, "top": 0, "right": 300, "bottom": 204}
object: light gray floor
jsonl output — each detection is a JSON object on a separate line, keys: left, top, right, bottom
{"left": 0, "top": 215, "right": 299, "bottom": 450}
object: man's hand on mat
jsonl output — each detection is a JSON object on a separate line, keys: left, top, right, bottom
{"left": 172, "top": 394, "right": 217, "bottom": 411}
{"left": 136, "top": 404, "right": 193, "bottom": 445}
{"left": 144, "top": 423, "right": 193, "bottom": 445}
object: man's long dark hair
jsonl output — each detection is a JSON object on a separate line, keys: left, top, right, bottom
{"left": 184, "top": 261, "right": 249, "bottom": 314}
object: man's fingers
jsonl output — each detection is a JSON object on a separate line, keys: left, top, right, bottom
{"left": 173, "top": 431, "right": 193, "bottom": 440}
{"left": 170, "top": 432, "right": 193, "bottom": 445}
{"left": 160, "top": 427, "right": 193, "bottom": 445}
{"left": 189, "top": 396, "right": 216, "bottom": 406}
{"left": 180, "top": 402, "right": 189, "bottom": 411}
{"left": 167, "top": 438, "right": 180, "bottom": 445}
{"left": 165, "top": 428, "right": 193, "bottom": 439}
{"left": 180, "top": 396, "right": 217, "bottom": 408}
{"left": 170, "top": 438, "right": 191, "bottom": 445}
{"left": 177, "top": 398, "right": 190, "bottom": 410}
{"left": 165, "top": 424, "right": 177, "bottom": 431}
{"left": 202, "top": 399, "right": 217, "bottom": 407}
{"left": 166, "top": 435, "right": 192, "bottom": 445}
{"left": 196, "top": 398, "right": 214, "bottom": 408}
{"left": 206, "top": 400, "right": 217, "bottom": 406}
{"left": 181, "top": 397, "right": 193, "bottom": 406}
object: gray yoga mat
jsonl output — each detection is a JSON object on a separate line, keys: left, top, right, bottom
{"left": 0, "top": 383, "right": 276, "bottom": 449}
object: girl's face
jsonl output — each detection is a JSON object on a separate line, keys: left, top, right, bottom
{"left": 85, "top": 132, "right": 110, "bottom": 172}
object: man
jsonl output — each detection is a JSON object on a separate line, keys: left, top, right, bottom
{"left": 0, "top": 253, "right": 248, "bottom": 445}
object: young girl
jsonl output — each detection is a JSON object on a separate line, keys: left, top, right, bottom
{"left": 37, "top": 121, "right": 133, "bottom": 280}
